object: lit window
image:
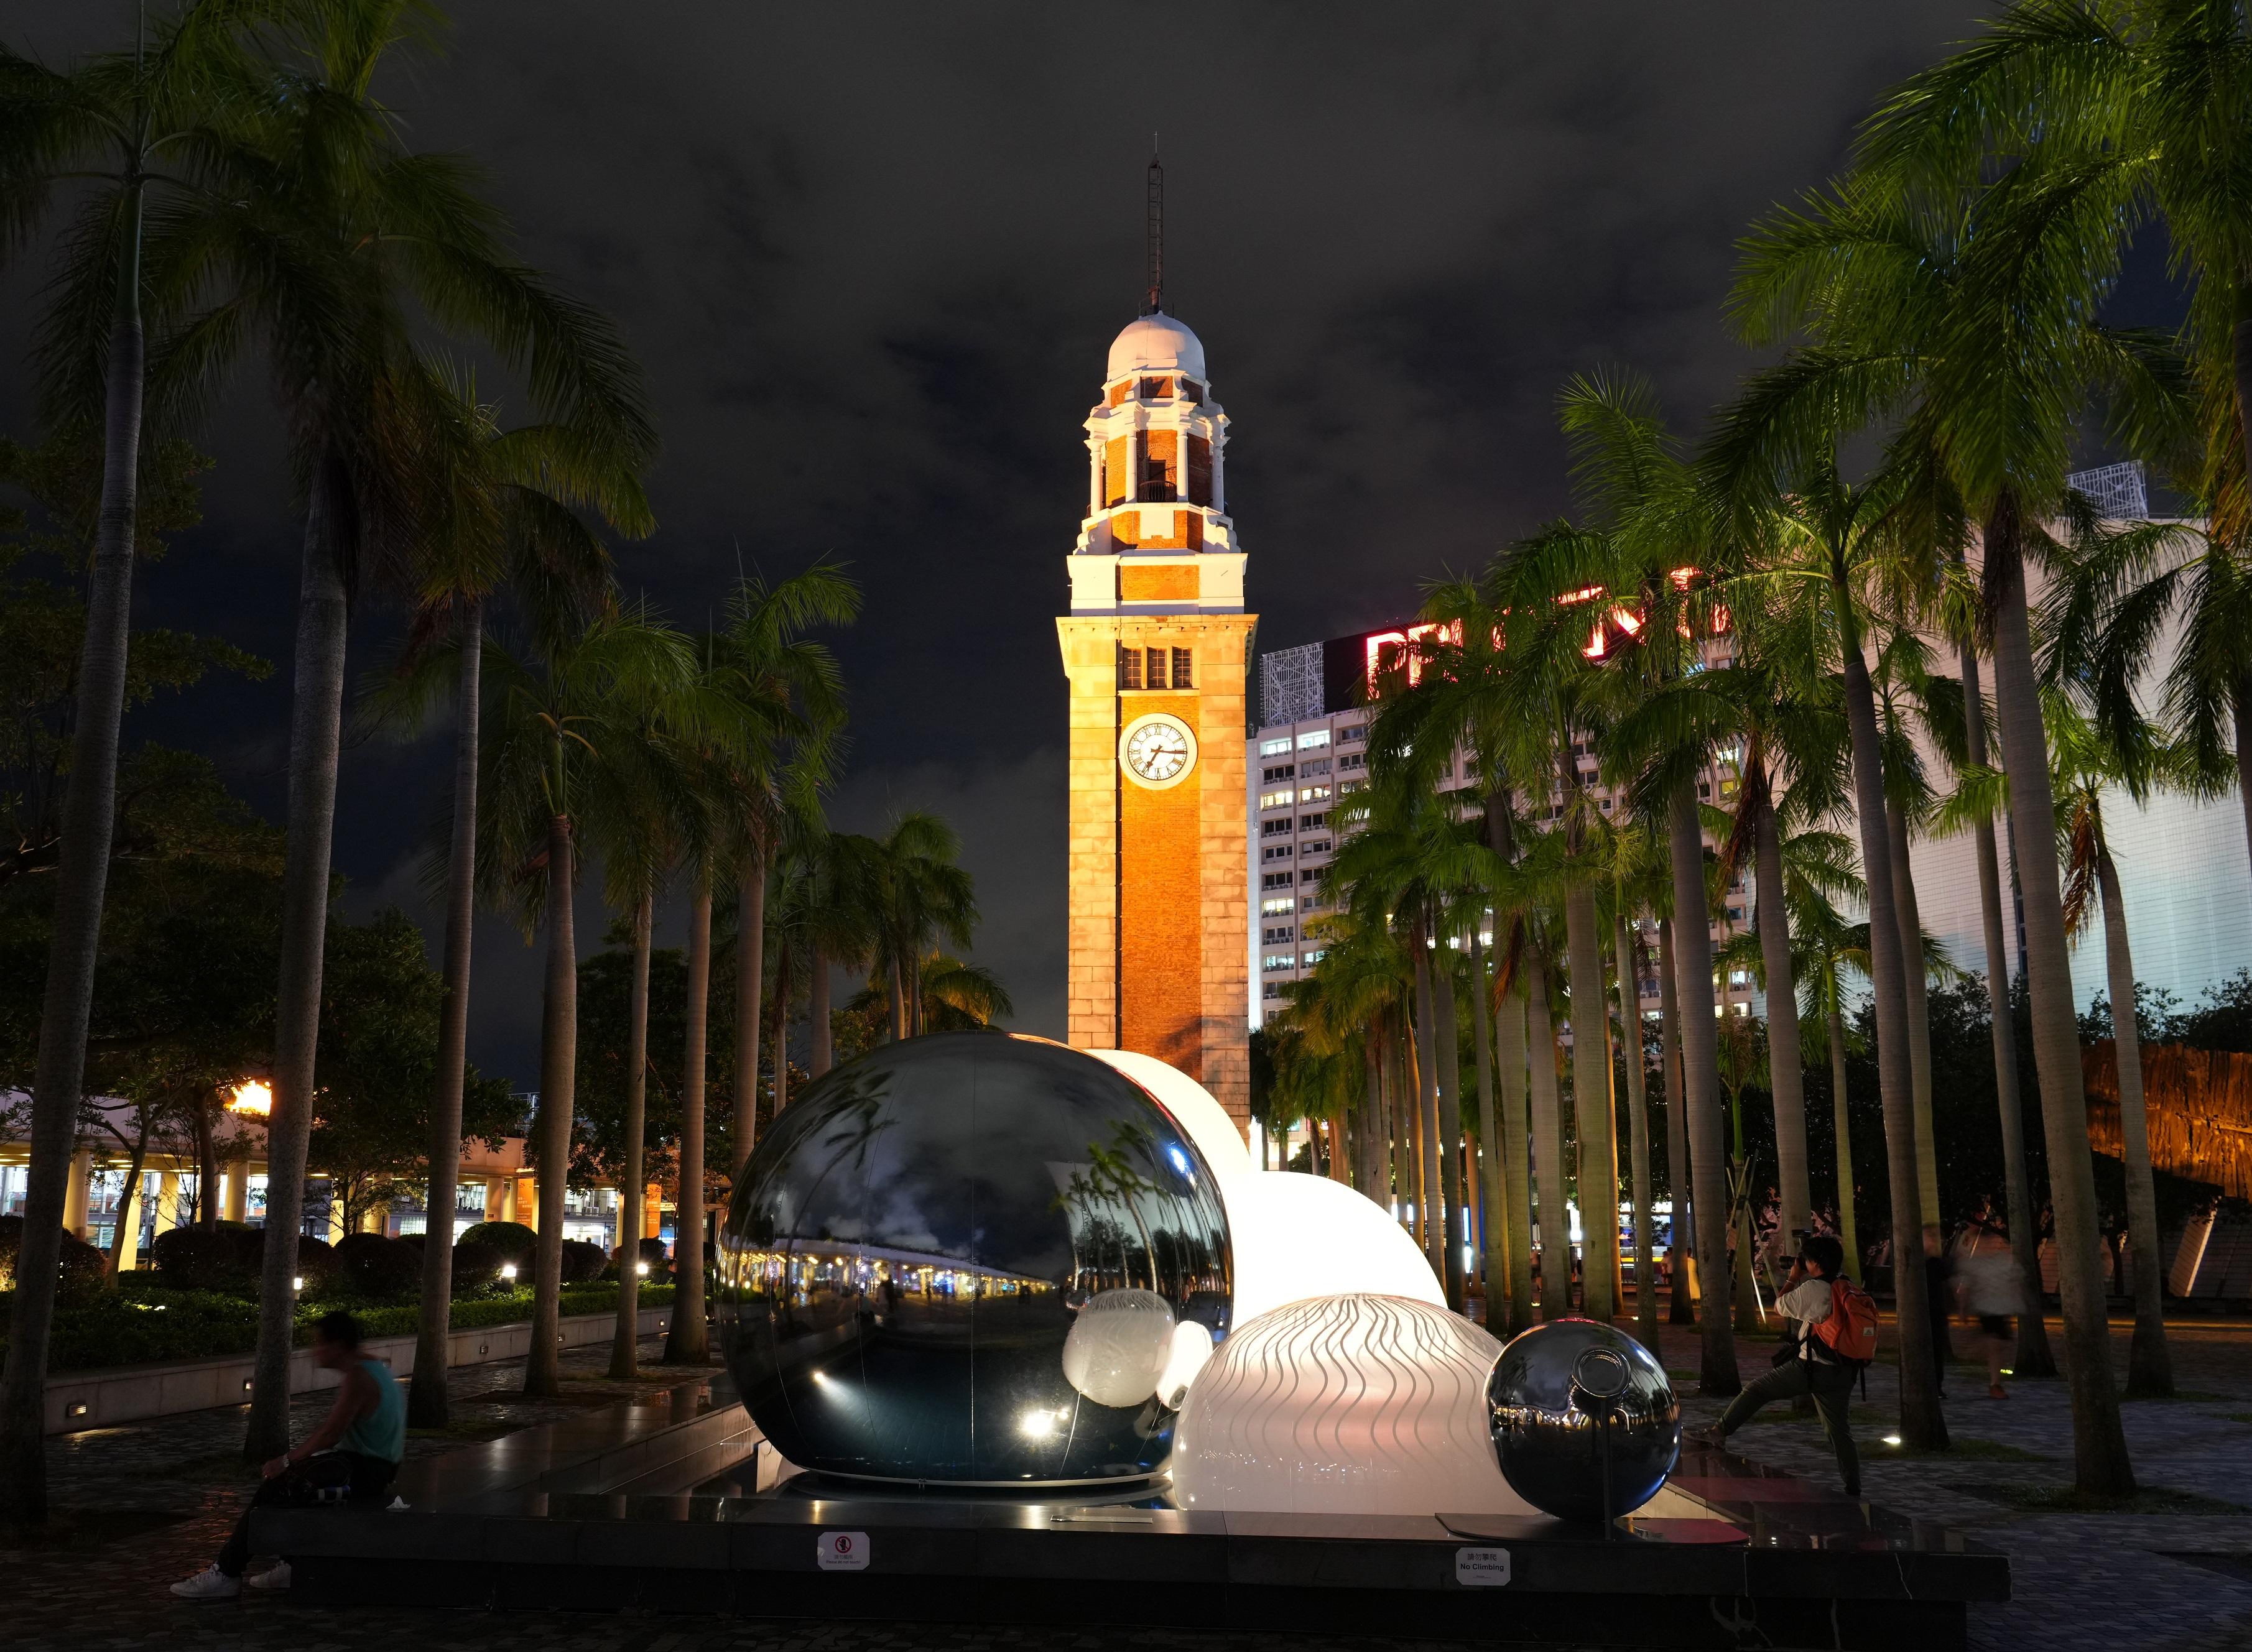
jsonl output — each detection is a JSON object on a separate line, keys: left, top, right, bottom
{"left": 1298, "top": 784, "right": 1331, "bottom": 804}
{"left": 1299, "top": 757, "right": 1332, "bottom": 777}
{"left": 1296, "top": 730, "right": 1330, "bottom": 750}
{"left": 1260, "top": 737, "right": 1291, "bottom": 757}
{"left": 1338, "top": 724, "right": 1365, "bottom": 743}
{"left": 1261, "top": 897, "right": 1295, "bottom": 916}
{"left": 1259, "top": 788, "right": 1294, "bottom": 810}
{"left": 1263, "top": 954, "right": 1296, "bottom": 972}
{"left": 1301, "top": 949, "right": 1326, "bottom": 967}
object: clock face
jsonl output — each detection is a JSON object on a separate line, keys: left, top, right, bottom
{"left": 1121, "top": 714, "right": 1197, "bottom": 788}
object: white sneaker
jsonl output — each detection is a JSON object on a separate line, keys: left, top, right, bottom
{"left": 247, "top": 1562, "right": 292, "bottom": 1592}
{"left": 169, "top": 1566, "right": 241, "bottom": 1601}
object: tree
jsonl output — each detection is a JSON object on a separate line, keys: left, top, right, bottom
{"left": 0, "top": 0, "right": 304, "bottom": 1520}
{"left": 865, "top": 813, "right": 979, "bottom": 1040}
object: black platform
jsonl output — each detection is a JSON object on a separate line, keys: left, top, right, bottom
{"left": 260, "top": 1375, "right": 2008, "bottom": 1649}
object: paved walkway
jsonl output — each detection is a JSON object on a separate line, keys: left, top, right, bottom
{"left": 8, "top": 1313, "right": 2251, "bottom": 1651}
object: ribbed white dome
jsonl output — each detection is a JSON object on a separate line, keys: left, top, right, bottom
{"left": 1107, "top": 311, "right": 1206, "bottom": 381}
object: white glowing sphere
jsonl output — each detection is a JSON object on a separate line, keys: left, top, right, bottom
{"left": 1156, "top": 1319, "right": 1213, "bottom": 1410}
{"left": 1170, "top": 1294, "right": 1527, "bottom": 1516}
{"left": 1060, "top": 1288, "right": 1176, "bottom": 1408}
{"left": 1220, "top": 1171, "right": 1443, "bottom": 1325}
{"left": 1086, "top": 1050, "right": 1251, "bottom": 1180}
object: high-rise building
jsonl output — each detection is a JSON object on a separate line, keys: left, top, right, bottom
{"left": 1056, "top": 303, "right": 1256, "bottom": 1128}
{"left": 1248, "top": 624, "right": 1759, "bottom": 1030}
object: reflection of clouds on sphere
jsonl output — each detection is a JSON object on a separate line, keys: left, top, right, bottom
{"left": 716, "top": 1034, "right": 1231, "bottom": 1485}
{"left": 1486, "top": 1319, "right": 1680, "bottom": 1523}
{"left": 1087, "top": 1050, "right": 1251, "bottom": 1180}
{"left": 1171, "top": 1294, "right": 1521, "bottom": 1516}
{"left": 1061, "top": 1289, "right": 1175, "bottom": 1408}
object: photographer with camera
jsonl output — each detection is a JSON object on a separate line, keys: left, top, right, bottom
{"left": 1692, "top": 1233, "right": 1873, "bottom": 1498}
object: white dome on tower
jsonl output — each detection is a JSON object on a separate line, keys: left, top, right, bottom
{"left": 1108, "top": 311, "right": 1206, "bottom": 381}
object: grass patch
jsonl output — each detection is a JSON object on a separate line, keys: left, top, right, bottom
{"left": 1872, "top": 1436, "right": 2047, "bottom": 1463}
{"left": 1948, "top": 1481, "right": 2248, "bottom": 1515}
{"left": 2223, "top": 1413, "right": 2252, "bottom": 1427}
{"left": 2121, "top": 1388, "right": 2231, "bottom": 1404}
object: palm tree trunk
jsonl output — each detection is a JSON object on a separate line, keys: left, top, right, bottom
{"left": 1432, "top": 948, "right": 1467, "bottom": 1311}
{"left": 1886, "top": 798, "right": 1942, "bottom": 1244}
{"left": 664, "top": 875, "right": 713, "bottom": 1365}
{"left": 0, "top": 188, "right": 146, "bottom": 1522}
{"left": 609, "top": 890, "right": 654, "bottom": 1380}
{"left": 1835, "top": 584, "right": 1945, "bottom": 1448}
{"left": 1361, "top": 1035, "right": 1384, "bottom": 1199}
{"left": 2095, "top": 846, "right": 2172, "bottom": 1396}
{"left": 1753, "top": 797, "right": 1810, "bottom": 1244}
{"left": 888, "top": 957, "right": 907, "bottom": 1041}
{"left": 524, "top": 810, "right": 579, "bottom": 1398}
{"left": 1524, "top": 946, "right": 1572, "bottom": 1319}
{"left": 516, "top": 810, "right": 572, "bottom": 1395}
{"left": 104, "top": 1117, "right": 151, "bottom": 1277}
{"left": 734, "top": 842, "right": 766, "bottom": 1175}
{"left": 1667, "top": 785, "right": 1738, "bottom": 1393}
{"left": 248, "top": 463, "right": 352, "bottom": 1459}
{"left": 809, "top": 944, "right": 833, "bottom": 1079}
{"left": 1617, "top": 913, "right": 1659, "bottom": 1349}
{"left": 410, "top": 599, "right": 481, "bottom": 1430}
{"left": 1962, "top": 641, "right": 2055, "bottom": 1377}
{"left": 1828, "top": 1001, "right": 1861, "bottom": 1285}
{"left": 1411, "top": 944, "right": 1447, "bottom": 1283}
{"left": 1564, "top": 887, "right": 1618, "bottom": 1323}
{"left": 1659, "top": 916, "right": 1694, "bottom": 1325}
{"left": 1987, "top": 503, "right": 2131, "bottom": 1493}
{"left": 769, "top": 949, "right": 792, "bottom": 1117}
{"left": 1471, "top": 931, "right": 1509, "bottom": 1335}
{"left": 1496, "top": 974, "right": 1536, "bottom": 1336}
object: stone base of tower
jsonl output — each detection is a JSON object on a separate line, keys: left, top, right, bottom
{"left": 1057, "top": 614, "right": 1254, "bottom": 1141}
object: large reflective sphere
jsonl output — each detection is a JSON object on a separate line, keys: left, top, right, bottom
{"left": 1485, "top": 1319, "right": 1680, "bottom": 1523}
{"left": 717, "top": 1033, "right": 1232, "bottom": 1485}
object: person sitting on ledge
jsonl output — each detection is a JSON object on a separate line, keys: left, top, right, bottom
{"left": 171, "top": 1309, "right": 404, "bottom": 1601}
{"left": 1692, "top": 1234, "right": 1861, "bottom": 1499}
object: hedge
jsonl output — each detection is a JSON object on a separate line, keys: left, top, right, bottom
{"left": 1, "top": 1281, "right": 677, "bottom": 1373}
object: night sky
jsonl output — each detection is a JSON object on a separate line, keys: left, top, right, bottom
{"left": 4, "top": 4, "right": 1998, "bottom": 1086}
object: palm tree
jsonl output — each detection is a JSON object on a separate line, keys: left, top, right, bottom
{"left": 795, "top": 828, "right": 883, "bottom": 1081}
{"left": 1656, "top": 915, "right": 1695, "bottom": 1323}
{"left": 1720, "top": 165, "right": 2190, "bottom": 1487}
{"left": 2048, "top": 688, "right": 2192, "bottom": 1396}
{"left": 478, "top": 612, "right": 701, "bottom": 1396}
{"left": 370, "top": 374, "right": 649, "bottom": 1426}
{"left": 0, "top": 0, "right": 308, "bottom": 1520}
{"left": 866, "top": 813, "right": 979, "bottom": 1039}
{"left": 1791, "top": 889, "right": 1872, "bottom": 1283}
{"left": 718, "top": 562, "right": 856, "bottom": 1171}
{"left": 1713, "top": 1010, "right": 1771, "bottom": 1334}
{"left": 226, "top": 4, "right": 657, "bottom": 1460}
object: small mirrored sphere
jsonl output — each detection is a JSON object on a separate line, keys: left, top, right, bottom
{"left": 716, "top": 1033, "right": 1232, "bottom": 1485}
{"left": 1485, "top": 1318, "right": 1680, "bottom": 1523}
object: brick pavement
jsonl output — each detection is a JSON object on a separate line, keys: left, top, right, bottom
{"left": 8, "top": 1314, "right": 2252, "bottom": 1651}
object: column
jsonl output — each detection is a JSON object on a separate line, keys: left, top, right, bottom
{"left": 358, "top": 1202, "right": 385, "bottom": 1234}
{"left": 222, "top": 1162, "right": 248, "bottom": 1223}
{"left": 325, "top": 1188, "right": 346, "bottom": 1243}
{"left": 114, "top": 1173, "right": 146, "bottom": 1271}
{"left": 154, "top": 1170, "right": 181, "bottom": 1237}
{"left": 61, "top": 1148, "right": 93, "bottom": 1239}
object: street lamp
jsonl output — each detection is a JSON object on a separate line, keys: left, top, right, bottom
{"left": 228, "top": 1079, "right": 272, "bottom": 1116}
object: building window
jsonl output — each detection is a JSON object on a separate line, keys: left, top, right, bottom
{"left": 1726, "top": 905, "right": 1745, "bottom": 923}
{"left": 1140, "top": 376, "right": 1173, "bottom": 400}
{"left": 1298, "top": 757, "right": 1331, "bottom": 778}
{"left": 1263, "top": 954, "right": 1296, "bottom": 972}
{"left": 1300, "top": 950, "right": 1326, "bottom": 967}
{"left": 1263, "top": 925, "right": 1295, "bottom": 944}
{"left": 1299, "top": 813, "right": 1327, "bottom": 831}
{"left": 1299, "top": 895, "right": 1327, "bottom": 913}
{"left": 1462, "top": 755, "right": 1480, "bottom": 778}
{"left": 1118, "top": 645, "right": 1141, "bottom": 690}
{"left": 1340, "top": 777, "right": 1365, "bottom": 795}
{"left": 1338, "top": 752, "right": 1365, "bottom": 772}
{"left": 1260, "top": 896, "right": 1295, "bottom": 916}
{"left": 1262, "top": 819, "right": 1293, "bottom": 838}
{"left": 1297, "top": 729, "right": 1330, "bottom": 750}
{"left": 1338, "top": 724, "right": 1365, "bottom": 743}
{"left": 1187, "top": 433, "right": 1213, "bottom": 504}
{"left": 1262, "top": 844, "right": 1294, "bottom": 862}
{"left": 1297, "top": 784, "right": 1330, "bottom": 804}
{"left": 1172, "top": 647, "right": 1194, "bottom": 688}
{"left": 1144, "top": 647, "right": 1169, "bottom": 690}
{"left": 1261, "top": 870, "right": 1295, "bottom": 889}
{"left": 1263, "top": 982, "right": 1281, "bottom": 1000}
{"left": 1261, "top": 763, "right": 1295, "bottom": 783}
{"left": 1259, "top": 788, "right": 1294, "bottom": 811}
{"left": 1259, "top": 737, "right": 1292, "bottom": 757}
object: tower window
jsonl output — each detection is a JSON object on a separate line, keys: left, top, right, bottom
{"left": 1139, "top": 431, "right": 1179, "bottom": 502}
{"left": 1117, "top": 645, "right": 1142, "bottom": 690}
{"left": 1179, "top": 379, "right": 1203, "bottom": 405}
{"left": 1140, "top": 376, "right": 1172, "bottom": 400}
{"left": 1188, "top": 435, "right": 1213, "bottom": 506}
{"left": 1172, "top": 648, "right": 1194, "bottom": 688}
{"left": 1144, "top": 647, "right": 1168, "bottom": 690}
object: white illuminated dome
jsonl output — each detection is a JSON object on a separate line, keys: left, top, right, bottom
{"left": 1107, "top": 311, "right": 1206, "bottom": 381}
{"left": 1087, "top": 1049, "right": 1251, "bottom": 1179}
{"left": 1170, "top": 1294, "right": 1531, "bottom": 1516}
{"left": 1222, "top": 1170, "right": 1444, "bottom": 1323}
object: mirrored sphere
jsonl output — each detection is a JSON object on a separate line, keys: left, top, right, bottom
{"left": 1485, "top": 1318, "right": 1680, "bottom": 1523}
{"left": 716, "top": 1033, "right": 1232, "bottom": 1485}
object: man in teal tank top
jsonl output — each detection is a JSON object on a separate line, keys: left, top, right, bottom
{"left": 172, "top": 1311, "right": 404, "bottom": 1600}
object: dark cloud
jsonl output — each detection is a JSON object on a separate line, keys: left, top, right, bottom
{"left": 3, "top": 2, "right": 1987, "bottom": 1084}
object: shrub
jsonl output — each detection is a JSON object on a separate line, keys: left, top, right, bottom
{"left": 333, "top": 1233, "right": 420, "bottom": 1302}
{"left": 451, "top": 1237, "right": 507, "bottom": 1294}
{"left": 0, "top": 1216, "right": 111, "bottom": 1304}
{"left": 456, "top": 1221, "right": 537, "bottom": 1265}
{"left": 614, "top": 1235, "right": 672, "bottom": 1281}
{"left": 151, "top": 1227, "right": 254, "bottom": 1294}
{"left": 559, "top": 1237, "right": 609, "bottom": 1285}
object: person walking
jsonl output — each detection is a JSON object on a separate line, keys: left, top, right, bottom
{"left": 1694, "top": 1234, "right": 1867, "bottom": 1497}
{"left": 1955, "top": 1217, "right": 2022, "bottom": 1401}
{"left": 170, "top": 1311, "right": 405, "bottom": 1600}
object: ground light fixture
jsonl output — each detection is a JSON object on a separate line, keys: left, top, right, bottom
{"left": 1883, "top": 1434, "right": 1904, "bottom": 1447}
{"left": 292, "top": 1276, "right": 303, "bottom": 1291}
{"left": 501, "top": 1263, "right": 517, "bottom": 1281}
{"left": 635, "top": 1261, "right": 649, "bottom": 1276}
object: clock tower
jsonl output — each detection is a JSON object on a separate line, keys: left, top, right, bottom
{"left": 1055, "top": 279, "right": 1256, "bottom": 1134}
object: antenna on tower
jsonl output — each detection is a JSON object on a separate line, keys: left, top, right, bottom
{"left": 1143, "top": 141, "right": 1164, "bottom": 315}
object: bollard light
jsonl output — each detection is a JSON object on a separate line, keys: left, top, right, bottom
{"left": 635, "top": 1261, "right": 649, "bottom": 1277}
{"left": 501, "top": 1262, "right": 518, "bottom": 1281}
{"left": 292, "top": 1276, "right": 304, "bottom": 1291}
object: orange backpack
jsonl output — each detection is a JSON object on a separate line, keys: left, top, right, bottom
{"left": 1811, "top": 1278, "right": 1880, "bottom": 1365}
